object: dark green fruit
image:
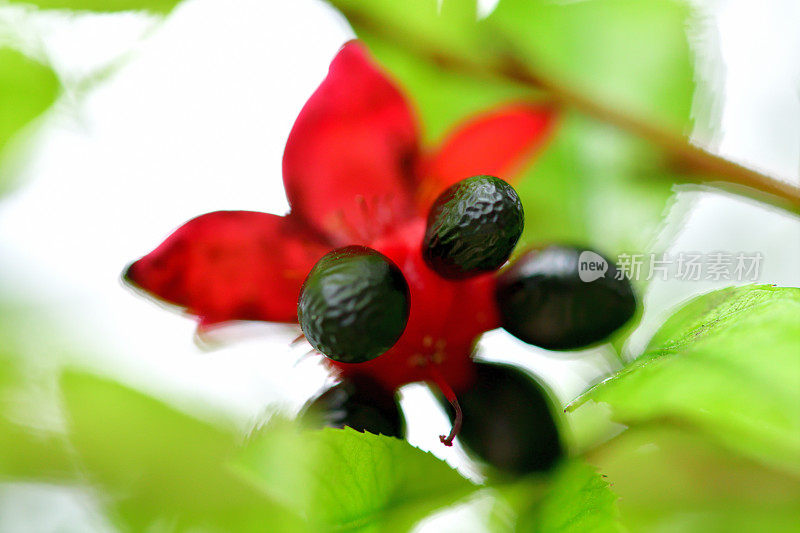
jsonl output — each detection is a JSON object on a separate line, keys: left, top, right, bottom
{"left": 423, "top": 175, "right": 524, "bottom": 279}
{"left": 495, "top": 245, "right": 636, "bottom": 350}
{"left": 298, "top": 246, "right": 410, "bottom": 363}
{"left": 440, "top": 362, "right": 563, "bottom": 474}
{"left": 299, "top": 378, "right": 405, "bottom": 438}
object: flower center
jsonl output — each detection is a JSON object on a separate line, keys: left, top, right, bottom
{"left": 323, "top": 217, "right": 499, "bottom": 443}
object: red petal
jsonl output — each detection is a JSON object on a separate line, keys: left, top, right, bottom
{"left": 418, "top": 103, "right": 558, "bottom": 209}
{"left": 282, "top": 41, "right": 419, "bottom": 245}
{"left": 125, "top": 211, "right": 328, "bottom": 326}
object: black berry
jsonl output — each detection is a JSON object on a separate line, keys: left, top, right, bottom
{"left": 298, "top": 246, "right": 410, "bottom": 363}
{"left": 495, "top": 245, "right": 636, "bottom": 350}
{"left": 423, "top": 175, "right": 524, "bottom": 279}
{"left": 439, "top": 362, "right": 563, "bottom": 474}
{"left": 299, "top": 378, "right": 405, "bottom": 438}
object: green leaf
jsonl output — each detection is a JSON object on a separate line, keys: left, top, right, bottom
{"left": 5, "top": 0, "right": 184, "bottom": 13}
{"left": 0, "top": 48, "right": 59, "bottom": 191}
{"left": 518, "top": 461, "right": 623, "bottom": 533}
{"left": 60, "top": 371, "right": 306, "bottom": 532}
{"left": 488, "top": 0, "right": 696, "bottom": 133}
{"left": 590, "top": 424, "right": 800, "bottom": 532}
{"left": 234, "top": 423, "right": 477, "bottom": 532}
{"left": 488, "top": 460, "right": 622, "bottom": 533}
{"left": 579, "top": 285, "right": 800, "bottom": 474}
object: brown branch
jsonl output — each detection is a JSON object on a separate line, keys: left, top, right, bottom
{"left": 339, "top": 5, "right": 800, "bottom": 214}
{"left": 524, "top": 66, "right": 800, "bottom": 214}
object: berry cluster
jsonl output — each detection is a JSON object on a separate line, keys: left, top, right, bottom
{"left": 124, "top": 42, "right": 634, "bottom": 477}
{"left": 298, "top": 175, "right": 635, "bottom": 474}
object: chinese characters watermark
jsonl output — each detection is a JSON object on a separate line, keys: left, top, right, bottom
{"left": 578, "top": 251, "right": 763, "bottom": 282}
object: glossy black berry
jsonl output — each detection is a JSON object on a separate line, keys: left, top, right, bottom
{"left": 439, "top": 362, "right": 563, "bottom": 474}
{"left": 423, "top": 175, "right": 524, "bottom": 279}
{"left": 495, "top": 245, "right": 636, "bottom": 350}
{"left": 298, "top": 246, "right": 410, "bottom": 363}
{"left": 299, "top": 378, "right": 405, "bottom": 438}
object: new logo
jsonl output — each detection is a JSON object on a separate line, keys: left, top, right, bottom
{"left": 578, "top": 250, "right": 608, "bottom": 282}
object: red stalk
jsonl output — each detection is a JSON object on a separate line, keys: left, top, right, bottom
{"left": 426, "top": 364, "right": 463, "bottom": 447}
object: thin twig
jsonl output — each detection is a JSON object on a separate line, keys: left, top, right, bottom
{"left": 523, "top": 64, "right": 800, "bottom": 214}
{"left": 339, "top": 5, "right": 800, "bottom": 214}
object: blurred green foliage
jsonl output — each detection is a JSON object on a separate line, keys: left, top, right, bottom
{"left": 518, "top": 460, "right": 622, "bottom": 533}
{"left": 0, "top": 48, "right": 59, "bottom": 192}
{"left": 0, "top": 301, "right": 73, "bottom": 480}
{"left": 13, "top": 367, "right": 481, "bottom": 532}
{"left": 514, "top": 113, "right": 675, "bottom": 254}
{"left": 488, "top": 460, "right": 622, "bottom": 533}
{"left": 331, "top": 0, "right": 696, "bottom": 254}
{"left": 235, "top": 424, "right": 476, "bottom": 532}
{"left": 5, "top": 285, "right": 799, "bottom": 531}
{"left": 61, "top": 371, "right": 308, "bottom": 532}
{"left": 489, "top": 0, "right": 695, "bottom": 133}
{"left": 591, "top": 425, "right": 800, "bottom": 532}
{"left": 0, "top": 293, "right": 477, "bottom": 532}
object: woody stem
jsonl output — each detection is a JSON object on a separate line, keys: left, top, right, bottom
{"left": 524, "top": 67, "right": 800, "bottom": 214}
{"left": 336, "top": 6, "right": 800, "bottom": 215}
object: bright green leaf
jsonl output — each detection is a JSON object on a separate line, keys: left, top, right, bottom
{"left": 0, "top": 48, "right": 59, "bottom": 191}
{"left": 234, "top": 423, "right": 477, "bottom": 532}
{"left": 590, "top": 424, "right": 800, "bottom": 532}
{"left": 5, "top": 0, "right": 183, "bottom": 13}
{"left": 579, "top": 285, "right": 800, "bottom": 474}
{"left": 60, "top": 371, "right": 306, "bottom": 532}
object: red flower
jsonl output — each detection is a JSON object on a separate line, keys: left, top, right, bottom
{"left": 125, "top": 42, "right": 556, "bottom": 401}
